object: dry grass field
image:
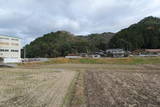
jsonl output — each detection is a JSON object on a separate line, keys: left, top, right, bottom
{"left": 1, "top": 57, "right": 160, "bottom": 107}
{"left": 0, "top": 67, "right": 76, "bottom": 107}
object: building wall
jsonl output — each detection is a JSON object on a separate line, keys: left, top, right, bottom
{"left": 0, "top": 35, "right": 21, "bottom": 63}
{"left": 65, "top": 56, "right": 82, "bottom": 58}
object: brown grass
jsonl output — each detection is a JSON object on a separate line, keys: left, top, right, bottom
{"left": 0, "top": 68, "right": 76, "bottom": 107}
{"left": 19, "top": 57, "right": 160, "bottom": 67}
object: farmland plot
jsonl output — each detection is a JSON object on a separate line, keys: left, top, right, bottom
{"left": 84, "top": 65, "right": 160, "bottom": 107}
{"left": 0, "top": 68, "right": 76, "bottom": 107}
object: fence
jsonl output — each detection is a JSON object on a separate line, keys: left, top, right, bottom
{"left": 22, "top": 58, "right": 48, "bottom": 62}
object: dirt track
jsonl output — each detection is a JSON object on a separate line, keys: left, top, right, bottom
{"left": 0, "top": 68, "right": 76, "bottom": 107}
{"left": 84, "top": 65, "right": 160, "bottom": 107}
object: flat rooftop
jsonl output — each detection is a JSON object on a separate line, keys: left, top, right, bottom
{"left": 0, "top": 35, "right": 21, "bottom": 39}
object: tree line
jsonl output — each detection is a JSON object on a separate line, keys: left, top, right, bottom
{"left": 109, "top": 16, "right": 160, "bottom": 51}
{"left": 23, "top": 31, "right": 114, "bottom": 58}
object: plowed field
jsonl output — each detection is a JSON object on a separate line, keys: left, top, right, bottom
{"left": 84, "top": 65, "right": 160, "bottom": 107}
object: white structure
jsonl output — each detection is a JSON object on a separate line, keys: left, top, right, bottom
{"left": 90, "top": 54, "right": 101, "bottom": 58}
{"left": 106, "top": 49, "right": 125, "bottom": 57}
{"left": 65, "top": 56, "right": 82, "bottom": 59}
{"left": 0, "top": 35, "right": 21, "bottom": 63}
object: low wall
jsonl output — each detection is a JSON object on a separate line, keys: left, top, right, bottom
{"left": 3, "top": 58, "right": 21, "bottom": 63}
{"left": 22, "top": 58, "right": 48, "bottom": 62}
{"left": 65, "top": 56, "right": 82, "bottom": 58}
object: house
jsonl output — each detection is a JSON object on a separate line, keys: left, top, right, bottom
{"left": 145, "top": 49, "right": 160, "bottom": 56}
{"left": 80, "top": 53, "right": 88, "bottom": 57}
{"left": 132, "top": 49, "right": 160, "bottom": 56}
{"left": 89, "top": 54, "right": 101, "bottom": 58}
{"left": 65, "top": 54, "right": 82, "bottom": 59}
{"left": 95, "top": 50, "right": 105, "bottom": 57}
{"left": 0, "top": 35, "right": 21, "bottom": 63}
{"left": 106, "top": 49, "right": 126, "bottom": 57}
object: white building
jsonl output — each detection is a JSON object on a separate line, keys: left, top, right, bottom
{"left": 0, "top": 35, "right": 21, "bottom": 63}
{"left": 89, "top": 54, "right": 101, "bottom": 58}
{"left": 106, "top": 49, "right": 125, "bottom": 57}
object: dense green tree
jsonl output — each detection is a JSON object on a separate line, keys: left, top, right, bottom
{"left": 25, "top": 31, "right": 114, "bottom": 58}
{"left": 109, "top": 16, "right": 160, "bottom": 50}
{"left": 24, "top": 16, "right": 160, "bottom": 58}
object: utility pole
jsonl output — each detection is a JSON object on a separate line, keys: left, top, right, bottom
{"left": 24, "top": 47, "right": 26, "bottom": 59}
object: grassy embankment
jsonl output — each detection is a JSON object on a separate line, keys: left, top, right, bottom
{"left": 20, "top": 57, "right": 160, "bottom": 66}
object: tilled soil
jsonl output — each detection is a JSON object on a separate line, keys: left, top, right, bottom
{"left": 0, "top": 68, "right": 76, "bottom": 107}
{"left": 84, "top": 66, "right": 160, "bottom": 107}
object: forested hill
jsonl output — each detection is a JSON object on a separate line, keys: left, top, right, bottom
{"left": 108, "top": 16, "right": 160, "bottom": 50}
{"left": 25, "top": 31, "right": 114, "bottom": 58}
{"left": 25, "top": 16, "right": 160, "bottom": 58}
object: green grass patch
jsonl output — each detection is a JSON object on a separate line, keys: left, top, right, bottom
{"left": 47, "top": 57, "right": 160, "bottom": 65}
{"left": 61, "top": 72, "right": 79, "bottom": 107}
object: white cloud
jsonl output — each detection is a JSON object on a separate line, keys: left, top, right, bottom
{"left": 0, "top": 0, "right": 160, "bottom": 45}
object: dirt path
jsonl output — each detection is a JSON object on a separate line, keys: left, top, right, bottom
{"left": 0, "top": 69, "right": 76, "bottom": 107}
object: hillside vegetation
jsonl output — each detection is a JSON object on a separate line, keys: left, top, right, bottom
{"left": 109, "top": 16, "right": 160, "bottom": 50}
{"left": 24, "top": 16, "right": 160, "bottom": 58}
{"left": 25, "top": 31, "right": 114, "bottom": 58}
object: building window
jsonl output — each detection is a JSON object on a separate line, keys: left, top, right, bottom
{"left": 0, "top": 49, "right": 3, "bottom": 52}
{"left": 0, "top": 42, "right": 9, "bottom": 46}
{"left": 11, "top": 43, "right": 19, "bottom": 46}
{"left": 11, "top": 50, "right": 19, "bottom": 52}
{"left": 0, "top": 49, "right": 9, "bottom": 52}
{"left": 5, "top": 49, "right": 9, "bottom": 52}
{"left": 0, "top": 37, "right": 9, "bottom": 40}
{"left": 11, "top": 38, "right": 19, "bottom": 41}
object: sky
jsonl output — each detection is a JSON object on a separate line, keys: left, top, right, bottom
{"left": 0, "top": 0, "right": 160, "bottom": 45}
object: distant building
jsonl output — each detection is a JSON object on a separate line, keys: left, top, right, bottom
{"left": 106, "top": 49, "right": 126, "bottom": 57}
{"left": 143, "top": 49, "right": 160, "bottom": 56}
{"left": 132, "top": 49, "right": 160, "bottom": 56}
{"left": 95, "top": 50, "right": 105, "bottom": 57}
{"left": 80, "top": 53, "right": 88, "bottom": 57}
{"left": 89, "top": 54, "right": 101, "bottom": 58}
{"left": 0, "top": 35, "right": 21, "bottom": 63}
{"left": 65, "top": 54, "right": 82, "bottom": 59}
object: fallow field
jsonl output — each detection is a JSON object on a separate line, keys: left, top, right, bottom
{"left": 0, "top": 67, "right": 76, "bottom": 107}
{"left": 0, "top": 57, "right": 160, "bottom": 107}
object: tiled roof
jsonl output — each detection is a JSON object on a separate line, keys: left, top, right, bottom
{"left": 145, "top": 49, "right": 160, "bottom": 52}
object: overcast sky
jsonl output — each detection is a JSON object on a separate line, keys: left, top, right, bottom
{"left": 0, "top": 0, "right": 160, "bottom": 45}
